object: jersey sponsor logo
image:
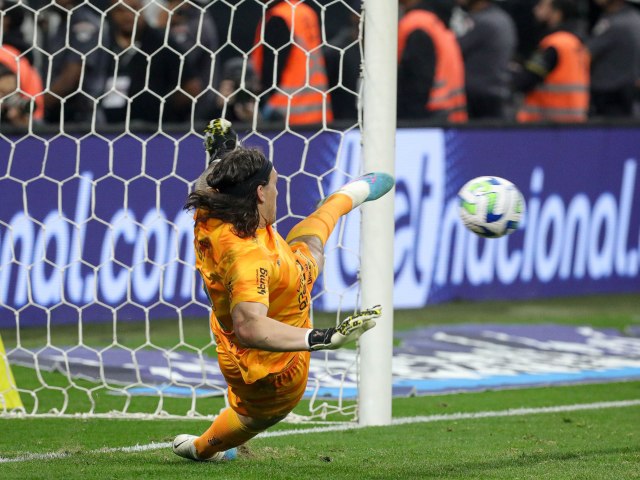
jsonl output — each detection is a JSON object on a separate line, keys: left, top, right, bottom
{"left": 297, "top": 286, "right": 308, "bottom": 311}
{"left": 295, "top": 261, "right": 309, "bottom": 311}
{"left": 225, "top": 280, "right": 233, "bottom": 304}
{"left": 256, "top": 267, "right": 268, "bottom": 295}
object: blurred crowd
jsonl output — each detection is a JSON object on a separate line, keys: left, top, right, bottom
{"left": 0, "top": 0, "right": 639, "bottom": 129}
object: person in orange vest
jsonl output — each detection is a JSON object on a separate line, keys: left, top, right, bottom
{"left": 0, "top": 44, "right": 44, "bottom": 125}
{"left": 251, "top": 0, "right": 333, "bottom": 126}
{"left": 513, "top": 0, "right": 590, "bottom": 122}
{"left": 398, "top": 0, "right": 468, "bottom": 123}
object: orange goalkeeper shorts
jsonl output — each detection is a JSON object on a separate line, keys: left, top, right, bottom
{"left": 220, "top": 349, "right": 310, "bottom": 419}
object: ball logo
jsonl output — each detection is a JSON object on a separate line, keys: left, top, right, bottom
{"left": 457, "top": 176, "right": 525, "bottom": 238}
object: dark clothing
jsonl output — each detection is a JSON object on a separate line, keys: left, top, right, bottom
{"left": 260, "top": 14, "right": 291, "bottom": 103}
{"left": 168, "top": 6, "right": 220, "bottom": 120}
{"left": 97, "top": 24, "right": 196, "bottom": 125}
{"left": 44, "top": 6, "right": 102, "bottom": 79}
{"left": 588, "top": 5, "right": 640, "bottom": 117}
{"left": 457, "top": 3, "right": 517, "bottom": 119}
{"left": 324, "top": 26, "right": 361, "bottom": 120}
{"left": 591, "top": 87, "right": 636, "bottom": 116}
{"left": 1, "top": 1, "right": 33, "bottom": 63}
{"left": 42, "top": 5, "right": 103, "bottom": 122}
{"left": 397, "top": 1, "right": 462, "bottom": 120}
{"left": 397, "top": 28, "right": 437, "bottom": 119}
{"left": 169, "top": 6, "right": 219, "bottom": 89}
{"left": 512, "top": 46, "right": 558, "bottom": 93}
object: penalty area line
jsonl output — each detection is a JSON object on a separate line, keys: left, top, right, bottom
{"left": 1, "top": 399, "right": 639, "bottom": 463}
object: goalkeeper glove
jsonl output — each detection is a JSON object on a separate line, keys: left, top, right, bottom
{"left": 306, "top": 305, "right": 381, "bottom": 351}
{"left": 204, "top": 118, "right": 238, "bottom": 165}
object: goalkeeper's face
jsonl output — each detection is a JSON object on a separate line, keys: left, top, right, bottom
{"left": 259, "top": 169, "right": 278, "bottom": 226}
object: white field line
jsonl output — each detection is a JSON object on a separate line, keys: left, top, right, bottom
{"left": 1, "top": 399, "right": 639, "bottom": 464}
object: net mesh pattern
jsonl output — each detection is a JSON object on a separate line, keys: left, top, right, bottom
{"left": 0, "top": 0, "right": 365, "bottom": 420}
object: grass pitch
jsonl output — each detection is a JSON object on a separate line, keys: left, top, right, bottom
{"left": 1, "top": 382, "right": 639, "bottom": 479}
{"left": 1, "top": 293, "right": 639, "bottom": 479}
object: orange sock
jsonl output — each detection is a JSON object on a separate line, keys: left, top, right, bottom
{"left": 285, "top": 193, "right": 353, "bottom": 246}
{"left": 194, "top": 408, "right": 262, "bottom": 459}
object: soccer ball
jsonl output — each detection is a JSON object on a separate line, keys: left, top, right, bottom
{"left": 458, "top": 176, "right": 525, "bottom": 238}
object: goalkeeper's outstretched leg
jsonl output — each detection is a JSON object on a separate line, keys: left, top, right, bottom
{"left": 285, "top": 172, "right": 395, "bottom": 273}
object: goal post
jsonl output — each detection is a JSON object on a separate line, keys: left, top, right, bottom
{"left": 358, "top": 0, "right": 397, "bottom": 427}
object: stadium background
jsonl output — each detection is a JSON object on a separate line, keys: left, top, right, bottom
{"left": 2, "top": 126, "right": 638, "bottom": 325}
{"left": 1, "top": 1, "right": 640, "bottom": 477}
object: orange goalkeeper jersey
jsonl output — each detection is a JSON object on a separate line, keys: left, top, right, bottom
{"left": 194, "top": 212, "right": 315, "bottom": 384}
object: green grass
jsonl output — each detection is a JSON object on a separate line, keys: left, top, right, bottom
{"left": 1, "top": 382, "right": 639, "bottom": 479}
{"left": 1, "top": 293, "right": 640, "bottom": 478}
{"left": 393, "top": 293, "right": 640, "bottom": 331}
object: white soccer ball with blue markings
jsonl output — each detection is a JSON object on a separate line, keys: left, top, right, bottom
{"left": 458, "top": 176, "right": 525, "bottom": 238}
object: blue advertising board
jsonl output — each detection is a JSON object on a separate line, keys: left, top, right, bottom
{"left": 1, "top": 127, "right": 638, "bottom": 327}
{"left": 321, "top": 128, "right": 640, "bottom": 309}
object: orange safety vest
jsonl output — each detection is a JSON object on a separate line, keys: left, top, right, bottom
{"left": 517, "top": 31, "right": 590, "bottom": 123}
{"left": 398, "top": 9, "right": 467, "bottom": 122}
{"left": 0, "top": 44, "right": 44, "bottom": 120}
{"left": 252, "top": 1, "right": 333, "bottom": 125}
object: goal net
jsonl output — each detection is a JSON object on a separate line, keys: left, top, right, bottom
{"left": 0, "top": 0, "right": 394, "bottom": 422}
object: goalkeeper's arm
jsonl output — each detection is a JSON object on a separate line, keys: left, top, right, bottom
{"left": 232, "top": 302, "right": 380, "bottom": 352}
{"left": 305, "top": 306, "right": 380, "bottom": 351}
{"left": 194, "top": 118, "right": 239, "bottom": 191}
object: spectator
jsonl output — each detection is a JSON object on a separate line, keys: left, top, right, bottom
{"left": 1, "top": 0, "right": 33, "bottom": 63}
{"left": 513, "top": 0, "right": 590, "bottom": 122}
{"left": 398, "top": 0, "right": 467, "bottom": 122}
{"left": 40, "top": 0, "right": 104, "bottom": 123}
{"left": 251, "top": 0, "right": 333, "bottom": 126}
{"left": 214, "top": 57, "right": 259, "bottom": 124}
{"left": 97, "top": 0, "right": 201, "bottom": 126}
{"left": 587, "top": 0, "right": 640, "bottom": 118}
{"left": 455, "top": 0, "right": 517, "bottom": 119}
{"left": 0, "top": 63, "right": 30, "bottom": 127}
{"left": 156, "top": 0, "right": 220, "bottom": 119}
{"left": 500, "top": 0, "right": 540, "bottom": 61}
{"left": 323, "top": 0, "right": 361, "bottom": 121}
{"left": 0, "top": 44, "right": 45, "bottom": 123}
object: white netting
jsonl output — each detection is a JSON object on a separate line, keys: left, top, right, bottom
{"left": 0, "top": 0, "right": 367, "bottom": 420}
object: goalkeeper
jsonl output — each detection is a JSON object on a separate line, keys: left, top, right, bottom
{"left": 173, "top": 119, "right": 394, "bottom": 462}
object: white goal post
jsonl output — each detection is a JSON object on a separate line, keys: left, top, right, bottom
{"left": 0, "top": 0, "right": 396, "bottom": 423}
{"left": 359, "top": 0, "right": 396, "bottom": 426}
